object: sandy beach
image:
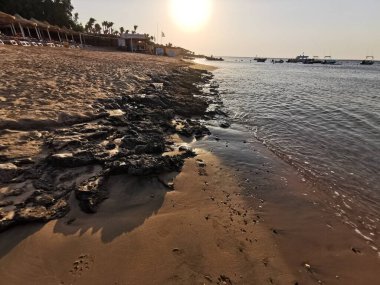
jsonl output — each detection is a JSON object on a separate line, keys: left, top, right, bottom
{"left": 0, "top": 46, "right": 286, "bottom": 285}
{"left": 0, "top": 46, "right": 379, "bottom": 285}
{"left": 0, "top": 149, "right": 296, "bottom": 285}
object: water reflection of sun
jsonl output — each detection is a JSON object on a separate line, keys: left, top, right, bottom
{"left": 170, "top": 0, "right": 212, "bottom": 31}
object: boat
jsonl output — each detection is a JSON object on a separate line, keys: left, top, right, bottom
{"left": 183, "top": 55, "right": 195, "bottom": 60}
{"left": 271, "top": 59, "right": 284, "bottom": 64}
{"left": 303, "top": 56, "right": 323, "bottom": 64}
{"left": 360, "top": 56, "right": 375, "bottom": 65}
{"left": 205, "top": 55, "right": 224, "bottom": 61}
{"left": 254, "top": 56, "right": 267, "bottom": 63}
{"left": 287, "top": 54, "right": 309, "bottom": 63}
{"left": 321, "top": 56, "right": 337, "bottom": 65}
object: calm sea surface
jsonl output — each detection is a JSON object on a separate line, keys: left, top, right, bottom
{"left": 198, "top": 57, "right": 380, "bottom": 233}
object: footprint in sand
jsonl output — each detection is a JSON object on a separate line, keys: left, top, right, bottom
{"left": 196, "top": 159, "right": 207, "bottom": 176}
{"left": 69, "top": 254, "right": 94, "bottom": 277}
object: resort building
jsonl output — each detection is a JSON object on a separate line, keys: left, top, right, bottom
{"left": 118, "top": 33, "right": 154, "bottom": 53}
{"left": 154, "top": 45, "right": 191, "bottom": 57}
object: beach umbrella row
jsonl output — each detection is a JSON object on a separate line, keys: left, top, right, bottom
{"left": 0, "top": 10, "right": 122, "bottom": 47}
{"left": 0, "top": 11, "right": 84, "bottom": 43}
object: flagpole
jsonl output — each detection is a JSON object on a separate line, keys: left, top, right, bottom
{"left": 161, "top": 31, "right": 166, "bottom": 45}
{"left": 156, "top": 23, "right": 158, "bottom": 44}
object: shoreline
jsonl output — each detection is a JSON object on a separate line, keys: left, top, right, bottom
{"left": 182, "top": 59, "right": 218, "bottom": 72}
{"left": 195, "top": 124, "right": 380, "bottom": 284}
{"left": 0, "top": 46, "right": 379, "bottom": 284}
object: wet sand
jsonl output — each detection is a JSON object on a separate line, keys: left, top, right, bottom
{"left": 183, "top": 59, "right": 218, "bottom": 72}
{"left": 0, "top": 150, "right": 299, "bottom": 285}
{"left": 195, "top": 125, "right": 380, "bottom": 284}
{"left": 0, "top": 46, "right": 379, "bottom": 284}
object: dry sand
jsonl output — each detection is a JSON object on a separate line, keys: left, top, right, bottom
{"left": 0, "top": 46, "right": 182, "bottom": 160}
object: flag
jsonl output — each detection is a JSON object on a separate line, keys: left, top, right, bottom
{"left": 161, "top": 32, "right": 165, "bottom": 37}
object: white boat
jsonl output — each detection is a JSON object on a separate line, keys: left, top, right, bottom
{"left": 360, "top": 56, "right": 375, "bottom": 65}
{"left": 322, "top": 56, "right": 337, "bottom": 65}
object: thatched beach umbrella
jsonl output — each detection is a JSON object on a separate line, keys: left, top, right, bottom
{"left": 47, "top": 22, "right": 64, "bottom": 42}
{"left": 0, "top": 11, "right": 16, "bottom": 35}
{"left": 60, "top": 26, "right": 83, "bottom": 44}
{"left": 14, "top": 14, "right": 37, "bottom": 38}
{"left": 60, "top": 26, "right": 72, "bottom": 42}
{"left": 30, "top": 18, "right": 51, "bottom": 41}
{"left": 0, "top": 11, "right": 15, "bottom": 23}
{"left": 43, "top": 21, "right": 64, "bottom": 42}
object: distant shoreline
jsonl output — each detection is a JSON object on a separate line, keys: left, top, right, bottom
{"left": 182, "top": 58, "right": 218, "bottom": 71}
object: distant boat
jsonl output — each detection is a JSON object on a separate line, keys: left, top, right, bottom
{"left": 360, "top": 56, "right": 375, "bottom": 65}
{"left": 205, "top": 55, "right": 224, "bottom": 61}
{"left": 271, "top": 59, "right": 284, "bottom": 64}
{"left": 321, "top": 56, "right": 337, "bottom": 65}
{"left": 183, "top": 55, "right": 195, "bottom": 60}
{"left": 254, "top": 56, "right": 267, "bottom": 63}
{"left": 303, "top": 56, "right": 323, "bottom": 64}
{"left": 287, "top": 54, "right": 309, "bottom": 63}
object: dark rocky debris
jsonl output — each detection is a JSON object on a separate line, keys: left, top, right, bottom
{"left": 0, "top": 67, "right": 223, "bottom": 232}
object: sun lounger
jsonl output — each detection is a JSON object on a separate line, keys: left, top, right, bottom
{"left": 37, "top": 43, "right": 43, "bottom": 47}
{"left": 0, "top": 40, "right": 4, "bottom": 45}
{"left": 31, "top": 42, "right": 38, "bottom": 46}
{"left": 10, "top": 40, "right": 18, "bottom": 46}
{"left": 20, "top": 41, "right": 31, "bottom": 47}
{"left": 46, "top": 43, "right": 55, "bottom": 47}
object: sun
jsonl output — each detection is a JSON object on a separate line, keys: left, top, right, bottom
{"left": 170, "top": 0, "right": 212, "bottom": 31}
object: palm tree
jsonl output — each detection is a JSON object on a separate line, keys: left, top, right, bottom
{"left": 94, "top": 23, "right": 101, "bottom": 34}
{"left": 119, "top": 27, "right": 125, "bottom": 35}
{"left": 108, "top": 22, "right": 114, "bottom": 34}
{"left": 133, "top": 25, "right": 138, "bottom": 33}
{"left": 102, "top": 21, "right": 108, "bottom": 34}
{"left": 85, "top": 17, "right": 96, "bottom": 33}
{"left": 125, "top": 29, "right": 130, "bottom": 34}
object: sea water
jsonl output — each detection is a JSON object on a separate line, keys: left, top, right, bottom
{"left": 198, "top": 57, "right": 380, "bottom": 234}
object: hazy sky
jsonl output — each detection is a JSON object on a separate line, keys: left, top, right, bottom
{"left": 72, "top": 0, "right": 380, "bottom": 59}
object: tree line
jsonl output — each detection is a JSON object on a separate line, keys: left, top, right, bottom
{"left": 0, "top": 0, "right": 146, "bottom": 38}
{"left": 84, "top": 18, "right": 139, "bottom": 37}
{"left": 0, "top": 0, "right": 82, "bottom": 31}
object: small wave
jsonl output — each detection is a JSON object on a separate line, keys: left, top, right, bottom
{"left": 213, "top": 60, "right": 380, "bottom": 242}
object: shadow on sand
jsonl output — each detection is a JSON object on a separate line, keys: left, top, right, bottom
{"left": 0, "top": 223, "right": 44, "bottom": 258}
{"left": 53, "top": 174, "right": 172, "bottom": 243}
